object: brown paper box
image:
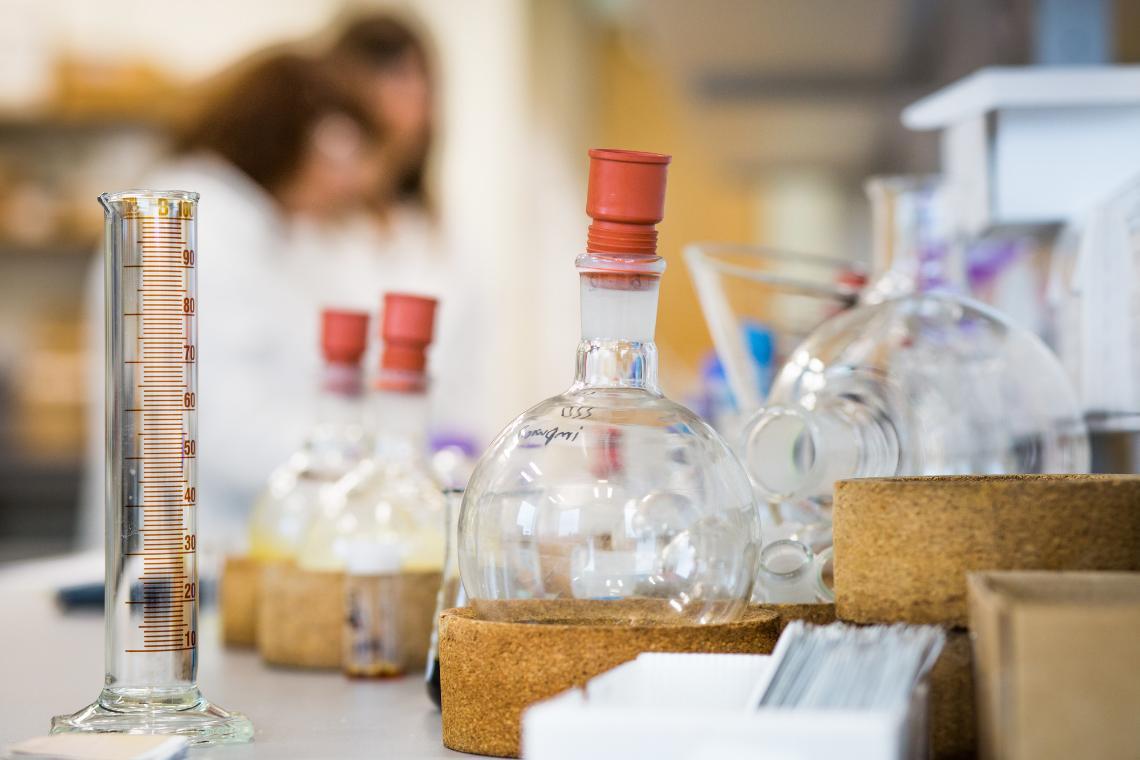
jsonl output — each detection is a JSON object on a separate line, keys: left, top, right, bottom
{"left": 967, "top": 571, "right": 1140, "bottom": 760}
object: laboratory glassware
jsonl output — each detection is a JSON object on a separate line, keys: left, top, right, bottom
{"left": 343, "top": 542, "right": 404, "bottom": 678}
{"left": 458, "top": 149, "right": 762, "bottom": 626}
{"left": 1051, "top": 172, "right": 1140, "bottom": 473}
{"left": 426, "top": 486, "right": 467, "bottom": 706}
{"left": 752, "top": 539, "right": 832, "bottom": 604}
{"left": 757, "top": 621, "right": 945, "bottom": 710}
{"left": 52, "top": 191, "right": 252, "bottom": 743}
{"left": 291, "top": 293, "right": 444, "bottom": 670}
{"left": 741, "top": 177, "right": 1090, "bottom": 507}
{"left": 860, "top": 175, "right": 963, "bottom": 304}
{"left": 247, "top": 309, "right": 371, "bottom": 561}
{"left": 684, "top": 243, "right": 862, "bottom": 414}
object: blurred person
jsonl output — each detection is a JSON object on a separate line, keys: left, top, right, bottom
{"left": 79, "top": 53, "right": 385, "bottom": 549}
{"left": 328, "top": 14, "right": 434, "bottom": 217}
{"left": 282, "top": 14, "right": 440, "bottom": 316}
{"left": 289, "top": 15, "right": 492, "bottom": 449}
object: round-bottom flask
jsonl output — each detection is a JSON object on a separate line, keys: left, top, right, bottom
{"left": 459, "top": 150, "right": 761, "bottom": 626}
{"left": 743, "top": 293, "right": 1090, "bottom": 504}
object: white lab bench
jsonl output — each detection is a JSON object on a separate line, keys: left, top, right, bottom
{"left": 0, "top": 554, "right": 463, "bottom": 759}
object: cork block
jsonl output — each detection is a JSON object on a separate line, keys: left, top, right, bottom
{"left": 220, "top": 555, "right": 259, "bottom": 647}
{"left": 439, "top": 602, "right": 781, "bottom": 758}
{"left": 258, "top": 563, "right": 344, "bottom": 669}
{"left": 769, "top": 602, "right": 836, "bottom": 632}
{"left": 929, "top": 630, "right": 976, "bottom": 760}
{"left": 833, "top": 475, "right": 1140, "bottom": 627}
{"left": 256, "top": 562, "right": 442, "bottom": 670}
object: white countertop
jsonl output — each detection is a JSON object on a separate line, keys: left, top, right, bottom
{"left": 0, "top": 554, "right": 463, "bottom": 759}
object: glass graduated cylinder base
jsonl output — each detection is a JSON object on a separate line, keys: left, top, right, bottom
{"left": 51, "top": 686, "right": 254, "bottom": 745}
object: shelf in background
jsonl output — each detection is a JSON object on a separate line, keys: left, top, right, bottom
{"left": 0, "top": 242, "right": 95, "bottom": 258}
{"left": 0, "top": 111, "right": 168, "bottom": 135}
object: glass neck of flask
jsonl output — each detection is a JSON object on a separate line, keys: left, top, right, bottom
{"left": 303, "top": 362, "right": 368, "bottom": 474}
{"left": 370, "top": 375, "right": 429, "bottom": 464}
{"left": 317, "top": 362, "right": 365, "bottom": 423}
{"left": 743, "top": 395, "right": 900, "bottom": 502}
{"left": 572, "top": 253, "right": 664, "bottom": 394}
{"left": 865, "top": 176, "right": 967, "bottom": 300}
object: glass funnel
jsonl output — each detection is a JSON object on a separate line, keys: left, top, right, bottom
{"left": 742, "top": 177, "right": 1091, "bottom": 505}
{"left": 458, "top": 150, "right": 761, "bottom": 626}
{"left": 684, "top": 242, "right": 863, "bottom": 415}
{"left": 53, "top": 191, "right": 252, "bottom": 743}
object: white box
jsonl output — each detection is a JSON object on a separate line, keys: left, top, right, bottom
{"left": 902, "top": 66, "right": 1140, "bottom": 233}
{"left": 521, "top": 653, "right": 928, "bottom": 760}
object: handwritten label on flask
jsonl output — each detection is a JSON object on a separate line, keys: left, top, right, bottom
{"left": 519, "top": 425, "right": 583, "bottom": 447}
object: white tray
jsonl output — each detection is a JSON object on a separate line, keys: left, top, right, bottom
{"left": 522, "top": 653, "right": 927, "bottom": 760}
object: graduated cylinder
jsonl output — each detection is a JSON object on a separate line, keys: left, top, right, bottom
{"left": 102, "top": 191, "right": 200, "bottom": 698}
{"left": 52, "top": 191, "right": 249, "bottom": 744}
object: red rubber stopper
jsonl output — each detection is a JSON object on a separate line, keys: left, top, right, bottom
{"left": 381, "top": 292, "right": 438, "bottom": 373}
{"left": 586, "top": 148, "right": 671, "bottom": 256}
{"left": 321, "top": 308, "right": 369, "bottom": 364}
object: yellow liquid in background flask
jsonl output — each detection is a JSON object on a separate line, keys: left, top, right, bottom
{"left": 280, "top": 293, "right": 445, "bottom": 672}
{"left": 299, "top": 457, "right": 446, "bottom": 573}
{"left": 247, "top": 309, "right": 372, "bottom": 562}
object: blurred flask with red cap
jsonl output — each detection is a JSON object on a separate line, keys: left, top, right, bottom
{"left": 247, "top": 308, "right": 372, "bottom": 563}
{"left": 292, "top": 292, "right": 449, "bottom": 677}
{"left": 454, "top": 149, "right": 762, "bottom": 631}
{"left": 221, "top": 309, "right": 372, "bottom": 650}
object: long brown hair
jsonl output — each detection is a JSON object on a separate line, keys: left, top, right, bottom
{"left": 329, "top": 15, "right": 434, "bottom": 209}
{"left": 175, "top": 52, "right": 379, "bottom": 197}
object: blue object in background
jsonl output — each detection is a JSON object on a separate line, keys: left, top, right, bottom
{"left": 58, "top": 578, "right": 217, "bottom": 611}
{"left": 56, "top": 582, "right": 104, "bottom": 609}
{"left": 698, "top": 351, "right": 734, "bottom": 423}
{"left": 697, "top": 321, "right": 776, "bottom": 429}
{"left": 742, "top": 320, "right": 775, "bottom": 400}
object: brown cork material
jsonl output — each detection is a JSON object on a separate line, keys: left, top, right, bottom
{"left": 257, "top": 562, "right": 441, "bottom": 669}
{"left": 220, "top": 555, "right": 259, "bottom": 647}
{"left": 833, "top": 475, "right": 1140, "bottom": 627}
{"left": 439, "top": 602, "right": 784, "bottom": 758}
{"left": 929, "top": 630, "right": 976, "bottom": 760}
{"left": 257, "top": 563, "right": 344, "bottom": 668}
{"left": 344, "top": 570, "right": 442, "bottom": 672}
{"left": 769, "top": 602, "right": 836, "bottom": 632}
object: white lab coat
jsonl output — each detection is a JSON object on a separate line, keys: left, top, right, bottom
{"left": 80, "top": 153, "right": 490, "bottom": 552}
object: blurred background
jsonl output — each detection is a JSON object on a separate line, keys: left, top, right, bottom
{"left": 2, "top": 0, "right": 1138, "bottom": 561}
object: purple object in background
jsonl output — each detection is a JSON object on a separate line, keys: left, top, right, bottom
{"left": 428, "top": 431, "right": 479, "bottom": 490}
{"left": 967, "top": 238, "right": 1026, "bottom": 290}
{"left": 429, "top": 431, "right": 479, "bottom": 458}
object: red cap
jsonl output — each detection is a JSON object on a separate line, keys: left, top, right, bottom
{"left": 380, "top": 292, "right": 438, "bottom": 374}
{"left": 321, "top": 309, "right": 369, "bottom": 364}
{"left": 586, "top": 148, "right": 671, "bottom": 256}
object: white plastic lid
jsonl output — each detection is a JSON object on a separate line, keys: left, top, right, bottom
{"left": 345, "top": 539, "right": 403, "bottom": 575}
